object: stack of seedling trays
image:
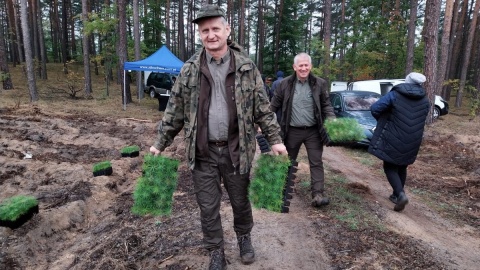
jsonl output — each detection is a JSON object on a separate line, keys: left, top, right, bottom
{"left": 323, "top": 118, "right": 366, "bottom": 146}
{"left": 121, "top": 145, "right": 140, "bottom": 158}
{"left": 131, "top": 154, "right": 179, "bottom": 217}
{"left": 250, "top": 134, "right": 295, "bottom": 213}
{"left": 92, "top": 160, "right": 113, "bottom": 177}
{"left": 0, "top": 195, "right": 39, "bottom": 230}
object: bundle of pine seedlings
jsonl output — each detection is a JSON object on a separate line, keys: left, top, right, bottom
{"left": 0, "top": 195, "right": 39, "bottom": 229}
{"left": 131, "top": 154, "right": 179, "bottom": 216}
{"left": 249, "top": 154, "right": 291, "bottom": 213}
{"left": 324, "top": 118, "right": 366, "bottom": 143}
{"left": 120, "top": 145, "right": 140, "bottom": 157}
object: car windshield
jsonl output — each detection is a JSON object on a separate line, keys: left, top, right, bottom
{"left": 345, "top": 95, "right": 379, "bottom": 111}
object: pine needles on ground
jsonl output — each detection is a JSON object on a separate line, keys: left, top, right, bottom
{"left": 249, "top": 155, "right": 291, "bottom": 212}
{"left": 324, "top": 118, "right": 366, "bottom": 143}
{"left": 131, "top": 154, "right": 179, "bottom": 217}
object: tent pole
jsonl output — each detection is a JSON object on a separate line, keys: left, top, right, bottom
{"left": 123, "top": 70, "right": 126, "bottom": 111}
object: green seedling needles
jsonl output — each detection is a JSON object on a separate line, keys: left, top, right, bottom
{"left": 249, "top": 155, "right": 291, "bottom": 212}
{"left": 324, "top": 118, "right": 366, "bottom": 143}
{"left": 131, "top": 154, "right": 179, "bottom": 216}
{"left": 0, "top": 195, "right": 38, "bottom": 222}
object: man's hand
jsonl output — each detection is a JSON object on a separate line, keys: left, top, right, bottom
{"left": 271, "top": 143, "right": 288, "bottom": 156}
{"left": 149, "top": 146, "right": 161, "bottom": 156}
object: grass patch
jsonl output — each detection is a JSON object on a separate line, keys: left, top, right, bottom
{"left": 325, "top": 174, "right": 383, "bottom": 230}
{"left": 343, "top": 147, "right": 379, "bottom": 167}
{"left": 296, "top": 166, "right": 384, "bottom": 231}
{"left": 411, "top": 188, "right": 464, "bottom": 219}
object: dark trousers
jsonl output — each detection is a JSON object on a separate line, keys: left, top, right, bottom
{"left": 383, "top": 161, "right": 408, "bottom": 197}
{"left": 192, "top": 145, "right": 253, "bottom": 250}
{"left": 286, "top": 126, "right": 325, "bottom": 197}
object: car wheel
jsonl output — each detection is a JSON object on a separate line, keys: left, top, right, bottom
{"left": 433, "top": 106, "right": 440, "bottom": 119}
{"left": 149, "top": 89, "right": 157, "bottom": 98}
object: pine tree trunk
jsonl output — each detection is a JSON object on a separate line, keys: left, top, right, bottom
{"left": 238, "top": 0, "right": 246, "bottom": 46}
{"left": 256, "top": 0, "right": 265, "bottom": 72}
{"left": 274, "top": 0, "right": 284, "bottom": 72}
{"left": 437, "top": 0, "right": 454, "bottom": 99}
{"left": 117, "top": 0, "right": 132, "bottom": 105}
{"left": 423, "top": 0, "right": 441, "bottom": 124}
{"left": 324, "top": 0, "right": 332, "bottom": 84}
{"left": 36, "top": 0, "right": 48, "bottom": 79}
{"left": 82, "top": 0, "right": 92, "bottom": 97}
{"left": 178, "top": 0, "right": 186, "bottom": 60}
{"left": 0, "top": 26, "right": 14, "bottom": 90}
{"left": 405, "top": 0, "right": 418, "bottom": 75}
{"left": 455, "top": 0, "right": 480, "bottom": 108}
{"left": 6, "top": 0, "right": 19, "bottom": 66}
{"left": 133, "top": 0, "right": 143, "bottom": 99}
{"left": 19, "top": 0, "right": 38, "bottom": 101}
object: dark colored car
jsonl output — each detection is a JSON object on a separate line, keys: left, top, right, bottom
{"left": 329, "top": 91, "right": 381, "bottom": 146}
{"left": 144, "top": 72, "right": 176, "bottom": 99}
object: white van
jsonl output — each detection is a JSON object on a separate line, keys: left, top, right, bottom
{"left": 347, "top": 79, "right": 402, "bottom": 96}
{"left": 331, "top": 79, "right": 449, "bottom": 119}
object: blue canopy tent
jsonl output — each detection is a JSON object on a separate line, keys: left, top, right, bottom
{"left": 122, "top": 45, "right": 184, "bottom": 110}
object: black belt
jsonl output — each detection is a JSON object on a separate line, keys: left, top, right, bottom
{"left": 209, "top": 141, "right": 228, "bottom": 147}
{"left": 290, "top": 125, "right": 317, "bottom": 130}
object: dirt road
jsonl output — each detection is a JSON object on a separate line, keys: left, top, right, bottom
{"left": 322, "top": 147, "right": 480, "bottom": 270}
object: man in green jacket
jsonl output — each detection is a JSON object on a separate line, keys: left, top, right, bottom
{"left": 150, "top": 4, "right": 287, "bottom": 270}
{"left": 270, "top": 53, "right": 335, "bottom": 208}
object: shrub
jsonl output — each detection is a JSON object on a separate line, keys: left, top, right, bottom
{"left": 131, "top": 154, "right": 179, "bottom": 216}
{"left": 324, "top": 118, "right": 366, "bottom": 143}
{"left": 249, "top": 155, "right": 291, "bottom": 212}
{"left": 0, "top": 195, "right": 38, "bottom": 222}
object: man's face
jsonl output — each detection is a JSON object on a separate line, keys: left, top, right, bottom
{"left": 266, "top": 78, "right": 272, "bottom": 85}
{"left": 293, "top": 56, "right": 312, "bottom": 81}
{"left": 198, "top": 17, "right": 231, "bottom": 54}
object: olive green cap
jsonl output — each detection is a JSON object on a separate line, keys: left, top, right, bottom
{"left": 192, "top": 4, "right": 226, "bottom": 24}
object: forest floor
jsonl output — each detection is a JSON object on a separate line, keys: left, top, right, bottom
{"left": 1, "top": 65, "right": 480, "bottom": 269}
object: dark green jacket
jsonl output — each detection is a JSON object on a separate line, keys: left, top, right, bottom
{"left": 270, "top": 73, "right": 335, "bottom": 143}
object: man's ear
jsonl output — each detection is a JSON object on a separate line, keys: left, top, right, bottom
{"left": 226, "top": 24, "right": 231, "bottom": 35}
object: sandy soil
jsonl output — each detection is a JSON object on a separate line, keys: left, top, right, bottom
{"left": 1, "top": 104, "right": 479, "bottom": 270}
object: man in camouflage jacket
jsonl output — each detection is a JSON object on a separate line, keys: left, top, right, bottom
{"left": 150, "top": 4, "right": 287, "bottom": 269}
{"left": 151, "top": 40, "right": 285, "bottom": 173}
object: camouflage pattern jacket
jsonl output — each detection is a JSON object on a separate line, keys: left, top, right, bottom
{"left": 153, "top": 41, "right": 282, "bottom": 174}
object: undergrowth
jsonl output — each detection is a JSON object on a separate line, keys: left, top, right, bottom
{"left": 296, "top": 167, "right": 383, "bottom": 231}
